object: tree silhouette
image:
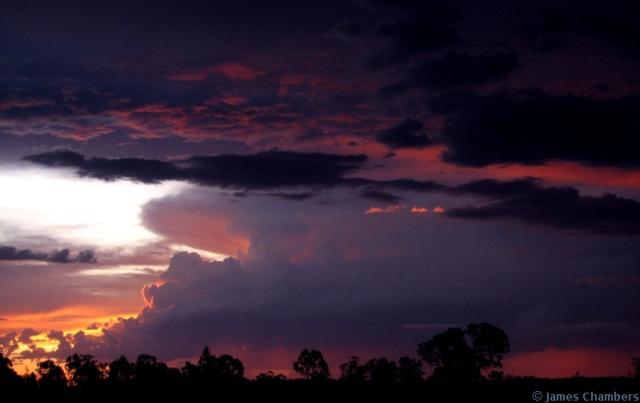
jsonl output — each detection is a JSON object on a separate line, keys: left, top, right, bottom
{"left": 365, "top": 357, "right": 398, "bottom": 384}
{"left": 213, "top": 354, "right": 245, "bottom": 380}
{"left": 397, "top": 356, "right": 424, "bottom": 383}
{"left": 36, "top": 359, "right": 67, "bottom": 390}
{"left": 3, "top": 328, "right": 640, "bottom": 398}
{"left": 182, "top": 346, "right": 244, "bottom": 385}
{"left": 417, "top": 323, "right": 509, "bottom": 383}
{"left": 340, "top": 355, "right": 423, "bottom": 384}
{"left": 255, "top": 371, "right": 288, "bottom": 383}
{"left": 108, "top": 356, "right": 135, "bottom": 385}
{"left": 293, "top": 348, "right": 330, "bottom": 380}
{"left": 181, "top": 360, "right": 201, "bottom": 384}
{"left": 199, "top": 346, "right": 244, "bottom": 380}
{"left": 339, "top": 356, "right": 367, "bottom": 383}
{"left": 135, "top": 354, "right": 180, "bottom": 386}
{"left": 197, "top": 346, "right": 215, "bottom": 369}
{"left": 65, "top": 353, "right": 104, "bottom": 387}
{"left": 0, "top": 353, "right": 21, "bottom": 387}
{"left": 467, "top": 323, "right": 510, "bottom": 371}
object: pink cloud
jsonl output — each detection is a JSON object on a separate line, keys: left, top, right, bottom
{"left": 366, "top": 205, "right": 443, "bottom": 216}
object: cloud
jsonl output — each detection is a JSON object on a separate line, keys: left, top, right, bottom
{"left": 166, "top": 63, "right": 262, "bottom": 81}
{"left": 361, "top": 189, "right": 403, "bottom": 203}
{"left": 11, "top": 204, "right": 640, "bottom": 365}
{"left": 369, "top": 0, "right": 461, "bottom": 65}
{"left": 430, "top": 89, "right": 640, "bottom": 168}
{"left": 23, "top": 149, "right": 368, "bottom": 189}
{"left": 21, "top": 149, "right": 447, "bottom": 196}
{"left": 376, "top": 118, "right": 434, "bottom": 149}
{"left": 0, "top": 245, "right": 97, "bottom": 263}
{"left": 364, "top": 205, "right": 405, "bottom": 214}
{"left": 520, "top": 5, "right": 573, "bottom": 52}
{"left": 447, "top": 178, "right": 640, "bottom": 235}
{"left": 23, "top": 149, "right": 640, "bottom": 236}
{"left": 141, "top": 197, "right": 250, "bottom": 257}
{"left": 0, "top": 261, "right": 153, "bottom": 335}
{"left": 4, "top": 180, "right": 640, "bottom": 367}
{"left": 520, "top": 3, "right": 640, "bottom": 59}
{"left": 266, "top": 192, "right": 316, "bottom": 201}
{"left": 387, "top": 51, "right": 519, "bottom": 93}
{"left": 362, "top": 178, "right": 446, "bottom": 193}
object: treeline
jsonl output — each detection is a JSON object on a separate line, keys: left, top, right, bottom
{"left": 1, "top": 323, "right": 639, "bottom": 398}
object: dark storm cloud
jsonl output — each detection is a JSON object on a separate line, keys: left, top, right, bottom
{"left": 24, "top": 150, "right": 180, "bottom": 183}
{"left": 371, "top": 178, "right": 447, "bottom": 193}
{"left": 0, "top": 71, "right": 166, "bottom": 118}
{"left": 389, "top": 51, "right": 520, "bottom": 92}
{"left": 76, "top": 249, "right": 99, "bottom": 263}
{"left": 266, "top": 192, "right": 316, "bottom": 201}
{"left": 578, "top": 13, "right": 640, "bottom": 60}
{"left": 451, "top": 178, "right": 542, "bottom": 199}
{"left": 448, "top": 178, "right": 640, "bottom": 235}
{"left": 376, "top": 118, "right": 433, "bottom": 149}
{"left": 0, "top": 245, "right": 97, "bottom": 263}
{"left": 521, "top": 2, "right": 640, "bottom": 59}
{"left": 23, "top": 149, "right": 448, "bottom": 193}
{"left": 369, "top": 0, "right": 461, "bottom": 66}
{"left": 24, "top": 149, "right": 368, "bottom": 189}
{"left": 360, "top": 189, "right": 403, "bottom": 203}
{"left": 430, "top": 89, "right": 640, "bottom": 168}
{"left": 521, "top": 5, "right": 574, "bottom": 52}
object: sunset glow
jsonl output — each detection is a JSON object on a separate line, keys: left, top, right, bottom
{"left": 1, "top": 0, "right": 639, "bottom": 388}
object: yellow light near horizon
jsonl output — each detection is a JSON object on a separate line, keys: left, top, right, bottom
{"left": 0, "top": 166, "right": 185, "bottom": 249}
{"left": 0, "top": 305, "right": 139, "bottom": 335}
{"left": 6, "top": 310, "right": 139, "bottom": 375}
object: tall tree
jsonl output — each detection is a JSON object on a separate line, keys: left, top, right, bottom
{"left": 339, "top": 356, "right": 367, "bottom": 383}
{"left": 364, "top": 357, "right": 398, "bottom": 384}
{"left": 397, "top": 356, "right": 424, "bottom": 383}
{"left": 293, "top": 348, "right": 330, "bottom": 380}
{"left": 0, "top": 353, "right": 21, "bottom": 387}
{"left": 108, "top": 356, "right": 135, "bottom": 384}
{"left": 36, "top": 360, "right": 67, "bottom": 390}
{"left": 65, "top": 353, "right": 104, "bottom": 387}
{"left": 417, "top": 323, "right": 509, "bottom": 383}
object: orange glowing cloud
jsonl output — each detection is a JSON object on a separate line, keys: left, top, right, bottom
{"left": 0, "top": 306, "right": 139, "bottom": 335}
{"left": 365, "top": 205, "right": 444, "bottom": 215}
{"left": 142, "top": 202, "right": 250, "bottom": 258}
{"left": 410, "top": 206, "right": 428, "bottom": 214}
{"left": 364, "top": 205, "right": 405, "bottom": 215}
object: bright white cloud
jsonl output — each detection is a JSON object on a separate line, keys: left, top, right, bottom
{"left": 0, "top": 166, "right": 184, "bottom": 249}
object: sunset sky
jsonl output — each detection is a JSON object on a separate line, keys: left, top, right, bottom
{"left": 1, "top": 0, "right": 639, "bottom": 378}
